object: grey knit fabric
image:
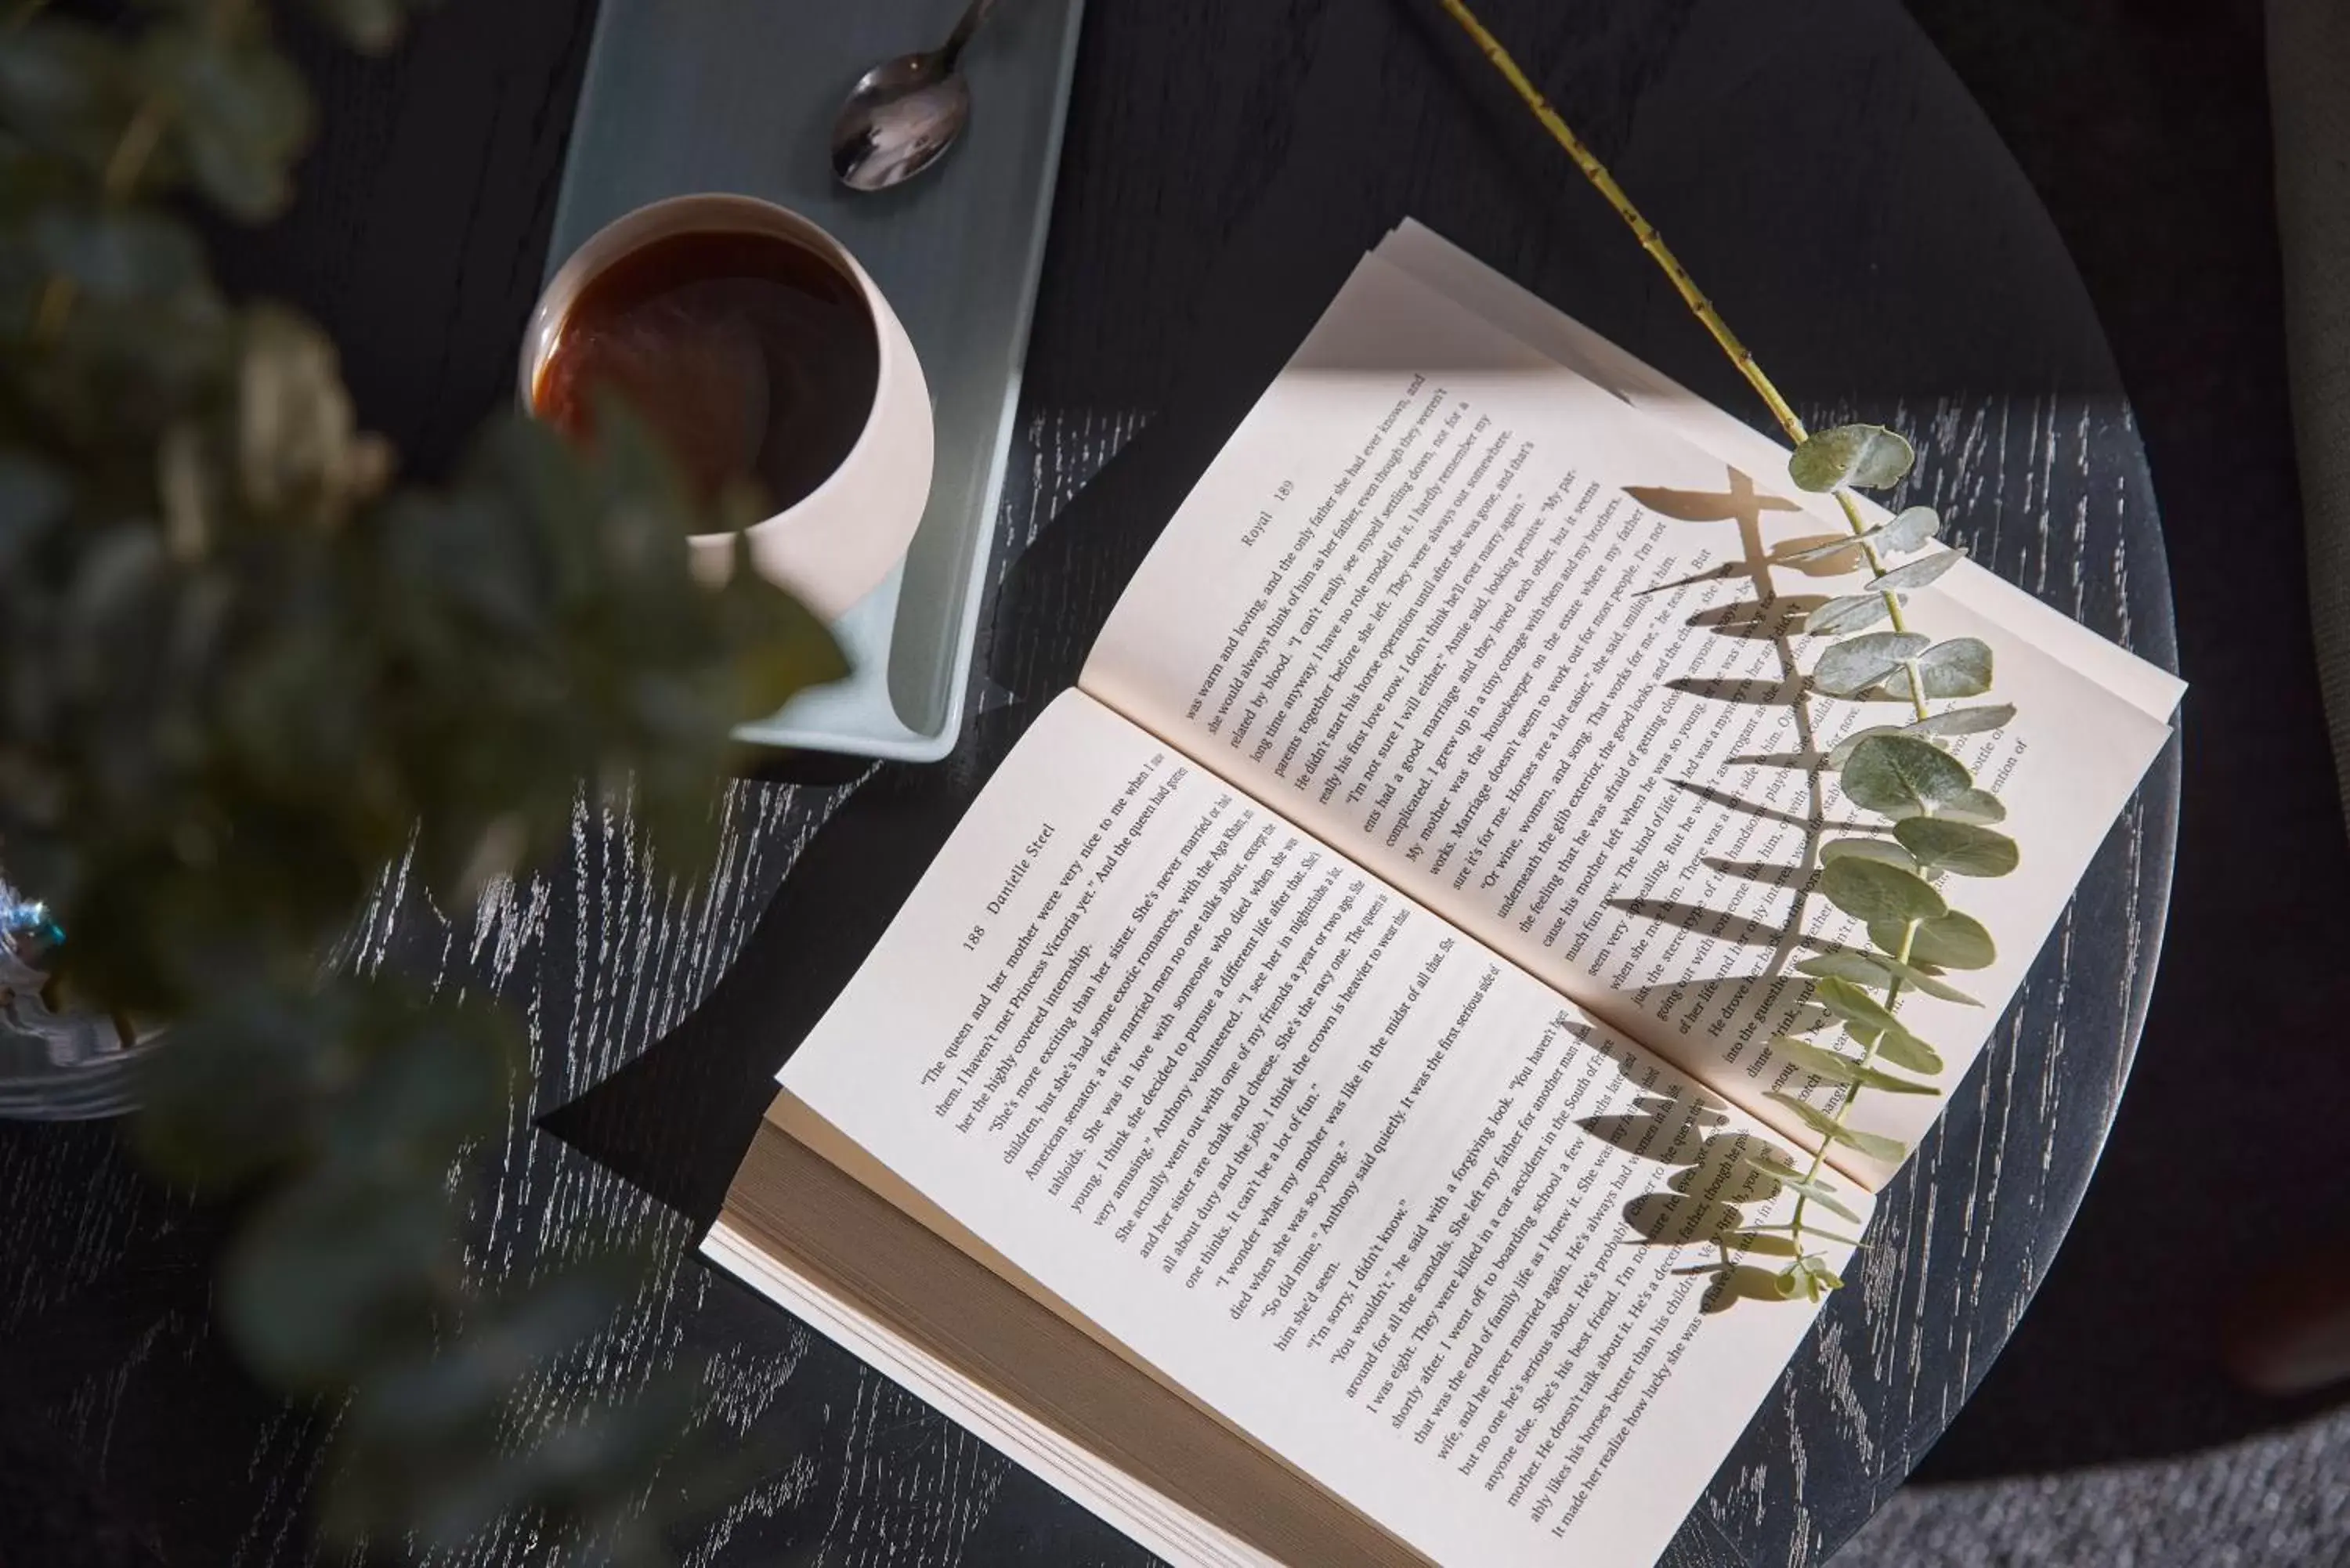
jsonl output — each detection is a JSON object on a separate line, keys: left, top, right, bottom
{"left": 2273, "top": 0, "right": 2350, "bottom": 814}
{"left": 1834, "top": 1406, "right": 2350, "bottom": 1568}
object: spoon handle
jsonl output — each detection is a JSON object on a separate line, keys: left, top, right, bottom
{"left": 939, "top": 0, "right": 997, "bottom": 69}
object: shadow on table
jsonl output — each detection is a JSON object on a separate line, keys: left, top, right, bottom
{"left": 539, "top": 700, "right": 1039, "bottom": 1226}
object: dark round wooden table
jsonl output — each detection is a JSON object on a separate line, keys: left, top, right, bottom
{"left": 0, "top": 2, "right": 2178, "bottom": 1564}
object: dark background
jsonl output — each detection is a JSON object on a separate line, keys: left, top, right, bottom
{"left": 2, "top": 0, "right": 2341, "bottom": 1558}
{"left": 1898, "top": 0, "right": 2350, "bottom": 1484}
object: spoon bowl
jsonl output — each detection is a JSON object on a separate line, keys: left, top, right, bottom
{"left": 832, "top": 55, "right": 971, "bottom": 192}
{"left": 831, "top": 0, "right": 997, "bottom": 193}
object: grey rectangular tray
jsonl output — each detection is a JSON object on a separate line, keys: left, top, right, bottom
{"left": 549, "top": 0, "right": 1086, "bottom": 760}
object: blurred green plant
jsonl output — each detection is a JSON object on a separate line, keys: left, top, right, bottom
{"left": 0, "top": 0, "right": 842, "bottom": 1557}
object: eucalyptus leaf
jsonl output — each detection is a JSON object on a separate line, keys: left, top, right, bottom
{"left": 1866, "top": 547, "right": 1964, "bottom": 593}
{"left": 1732, "top": 1149, "right": 1865, "bottom": 1223}
{"left": 1776, "top": 1253, "right": 1847, "bottom": 1301}
{"left": 1806, "top": 592, "right": 1893, "bottom": 638}
{"left": 222, "top": 1172, "right": 448, "bottom": 1390}
{"left": 1821, "top": 857, "right": 1947, "bottom": 924}
{"left": 1743, "top": 1221, "right": 1860, "bottom": 1242}
{"left": 1777, "top": 531, "right": 1875, "bottom": 566}
{"left": 1793, "top": 950, "right": 1900, "bottom": 990}
{"left": 31, "top": 205, "right": 203, "bottom": 302}
{"left": 1840, "top": 733, "right": 1973, "bottom": 818}
{"left": 1903, "top": 704, "right": 2016, "bottom": 740}
{"left": 1731, "top": 1151, "right": 1866, "bottom": 1224}
{"left": 0, "top": 449, "right": 70, "bottom": 564}
{"left": 1796, "top": 950, "right": 1982, "bottom": 1005}
{"left": 1827, "top": 724, "right": 1908, "bottom": 768}
{"left": 332, "top": 1358, "right": 714, "bottom": 1553}
{"left": 1788, "top": 424, "right": 1916, "bottom": 492}
{"left": 1792, "top": 1192, "right": 1866, "bottom": 1230}
{"left": 1816, "top": 974, "right": 1947, "bottom": 1068}
{"left": 1810, "top": 977, "right": 1904, "bottom": 1035}
{"left": 0, "top": 21, "right": 141, "bottom": 175}
{"left": 1893, "top": 818, "right": 2021, "bottom": 876}
{"left": 1852, "top": 1024, "right": 1945, "bottom": 1075}
{"left": 1817, "top": 836, "right": 1917, "bottom": 873}
{"left": 342, "top": 1257, "right": 634, "bottom": 1445}
{"left": 1813, "top": 631, "right": 1927, "bottom": 698}
{"left": 1889, "top": 963, "right": 1982, "bottom": 1006}
{"left": 329, "top": 1004, "right": 520, "bottom": 1171}
{"left": 1911, "top": 637, "right": 1995, "bottom": 698}
{"left": 132, "top": 989, "right": 342, "bottom": 1187}
{"left": 704, "top": 545, "right": 851, "bottom": 714}
{"left": 1765, "top": 1092, "right": 1910, "bottom": 1162}
{"left": 1874, "top": 910, "right": 1998, "bottom": 970}
{"left": 1937, "top": 788, "right": 2008, "bottom": 825}
{"left": 1879, "top": 504, "right": 1941, "bottom": 552}
{"left": 145, "top": 29, "right": 314, "bottom": 221}
{"left": 1773, "top": 1035, "right": 1940, "bottom": 1095}
{"left": 1747, "top": 1223, "right": 1870, "bottom": 1254}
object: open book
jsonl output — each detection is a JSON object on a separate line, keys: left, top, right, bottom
{"left": 706, "top": 222, "right": 2182, "bottom": 1566}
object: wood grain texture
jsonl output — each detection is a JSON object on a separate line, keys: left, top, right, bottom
{"left": 0, "top": 1, "right": 2178, "bottom": 1565}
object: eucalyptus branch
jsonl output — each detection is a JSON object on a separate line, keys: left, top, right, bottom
{"left": 1440, "top": 0, "right": 2023, "bottom": 1300}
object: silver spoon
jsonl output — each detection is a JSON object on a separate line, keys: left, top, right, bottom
{"left": 830, "top": 0, "right": 998, "bottom": 193}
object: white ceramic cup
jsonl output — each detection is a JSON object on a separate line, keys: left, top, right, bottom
{"left": 519, "top": 194, "right": 934, "bottom": 622}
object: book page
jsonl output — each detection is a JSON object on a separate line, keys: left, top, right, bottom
{"left": 1079, "top": 255, "right": 2175, "bottom": 1186}
{"left": 713, "top": 1120, "right": 1418, "bottom": 1568}
{"left": 782, "top": 689, "right": 1864, "bottom": 1568}
{"left": 1368, "top": 219, "right": 2185, "bottom": 724}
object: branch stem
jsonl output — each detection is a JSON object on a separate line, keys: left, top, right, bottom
{"left": 103, "top": 96, "right": 172, "bottom": 201}
{"left": 1437, "top": 0, "right": 1932, "bottom": 723}
{"left": 1435, "top": 0, "right": 1810, "bottom": 446}
{"left": 30, "top": 92, "right": 174, "bottom": 343}
{"left": 1786, "top": 918, "right": 1918, "bottom": 1256}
